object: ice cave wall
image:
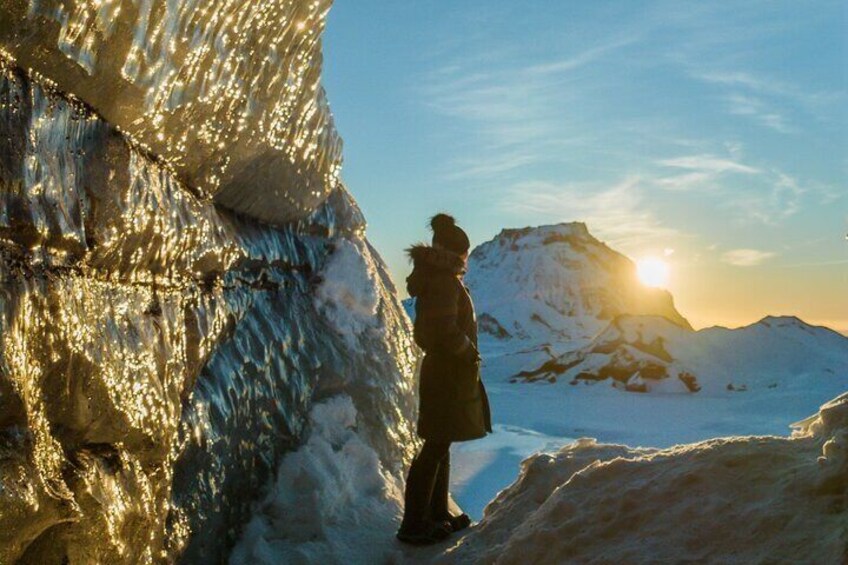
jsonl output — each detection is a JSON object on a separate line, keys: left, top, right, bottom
{"left": 0, "top": 54, "right": 418, "bottom": 563}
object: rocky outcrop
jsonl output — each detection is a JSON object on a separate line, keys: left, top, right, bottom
{"left": 517, "top": 315, "right": 700, "bottom": 392}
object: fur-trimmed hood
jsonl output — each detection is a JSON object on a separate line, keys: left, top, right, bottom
{"left": 405, "top": 244, "right": 466, "bottom": 298}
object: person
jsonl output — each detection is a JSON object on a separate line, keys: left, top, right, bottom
{"left": 397, "top": 213, "right": 492, "bottom": 545}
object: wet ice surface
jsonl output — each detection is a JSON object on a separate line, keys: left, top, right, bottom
{"left": 0, "top": 59, "right": 417, "bottom": 562}
{"left": 0, "top": 0, "right": 342, "bottom": 224}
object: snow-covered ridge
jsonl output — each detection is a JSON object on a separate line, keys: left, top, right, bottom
{"left": 519, "top": 313, "right": 848, "bottom": 394}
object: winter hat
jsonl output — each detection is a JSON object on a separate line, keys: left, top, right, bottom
{"left": 430, "top": 213, "right": 470, "bottom": 255}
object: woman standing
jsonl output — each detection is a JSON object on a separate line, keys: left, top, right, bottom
{"left": 397, "top": 214, "right": 492, "bottom": 545}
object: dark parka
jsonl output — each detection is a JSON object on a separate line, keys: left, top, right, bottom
{"left": 407, "top": 244, "right": 492, "bottom": 442}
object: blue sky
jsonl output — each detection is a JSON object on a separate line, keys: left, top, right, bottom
{"left": 322, "top": 0, "right": 847, "bottom": 331}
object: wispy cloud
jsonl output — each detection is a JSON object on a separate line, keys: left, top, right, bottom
{"left": 694, "top": 70, "right": 839, "bottom": 108}
{"left": 501, "top": 176, "right": 680, "bottom": 250}
{"left": 721, "top": 248, "right": 776, "bottom": 266}
{"left": 659, "top": 154, "right": 760, "bottom": 174}
{"left": 724, "top": 93, "right": 792, "bottom": 133}
{"left": 422, "top": 36, "right": 637, "bottom": 179}
{"left": 652, "top": 153, "right": 760, "bottom": 193}
{"left": 690, "top": 69, "right": 843, "bottom": 132}
{"left": 523, "top": 37, "right": 638, "bottom": 77}
{"left": 654, "top": 153, "right": 832, "bottom": 226}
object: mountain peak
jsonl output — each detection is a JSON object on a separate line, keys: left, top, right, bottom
{"left": 487, "top": 222, "right": 594, "bottom": 251}
{"left": 463, "top": 223, "right": 691, "bottom": 378}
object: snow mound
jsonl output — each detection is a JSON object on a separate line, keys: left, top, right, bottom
{"left": 443, "top": 393, "right": 848, "bottom": 564}
{"left": 230, "top": 395, "right": 405, "bottom": 565}
{"left": 315, "top": 238, "right": 381, "bottom": 347}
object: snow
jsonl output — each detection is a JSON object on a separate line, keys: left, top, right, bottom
{"left": 452, "top": 348, "right": 848, "bottom": 519}
{"left": 315, "top": 238, "right": 381, "bottom": 347}
{"left": 229, "top": 395, "right": 406, "bottom": 565}
{"left": 442, "top": 393, "right": 848, "bottom": 564}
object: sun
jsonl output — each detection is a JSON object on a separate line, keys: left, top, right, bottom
{"left": 636, "top": 257, "right": 670, "bottom": 288}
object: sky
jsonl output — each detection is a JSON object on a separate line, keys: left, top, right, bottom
{"left": 321, "top": 0, "right": 847, "bottom": 333}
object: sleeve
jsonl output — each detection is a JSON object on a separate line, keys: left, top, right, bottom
{"left": 414, "top": 277, "right": 473, "bottom": 355}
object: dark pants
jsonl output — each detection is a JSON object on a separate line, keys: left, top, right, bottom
{"left": 401, "top": 440, "right": 451, "bottom": 528}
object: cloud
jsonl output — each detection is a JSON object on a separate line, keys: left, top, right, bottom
{"left": 654, "top": 154, "right": 827, "bottom": 226}
{"left": 658, "top": 154, "right": 760, "bottom": 174}
{"left": 652, "top": 153, "right": 761, "bottom": 193}
{"left": 654, "top": 171, "right": 714, "bottom": 191}
{"left": 421, "top": 36, "right": 636, "bottom": 180}
{"left": 731, "top": 171, "right": 805, "bottom": 225}
{"left": 690, "top": 69, "right": 843, "bottom": 132}
{"left": 501, "top": 176, "right": 680, "bottom": 250}
{"left": 721, "top": 248, "right": 776, "bottom": 266}
{"left": 694, "top": 70, "right": 838, "bottom": 108}
{"left": 724, "top": 93, "right": 792, "bottom": 133}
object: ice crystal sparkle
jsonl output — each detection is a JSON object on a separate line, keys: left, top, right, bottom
{"left": 1, "top": 0, "right": 342, "bottom": 224}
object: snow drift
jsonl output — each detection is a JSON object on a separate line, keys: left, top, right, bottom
{"left": 443, "top": 393, "right": 848, "bottom": 564}
{"left": 229, "top": 395, "right": 406, "bottom": 565}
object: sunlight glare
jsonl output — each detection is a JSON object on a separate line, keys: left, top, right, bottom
{"left": 637, "top": 257, "right": 670, "bottom": 288}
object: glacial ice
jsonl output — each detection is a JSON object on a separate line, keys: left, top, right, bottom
{"left": 0, "top": 0, "right": 342, "bottom": 224}
{"left": 0, "top": 57, "right": 417, "bottom": 562}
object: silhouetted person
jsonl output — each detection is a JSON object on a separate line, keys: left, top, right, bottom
{"left": 397, "top": 213, "right": 492, "bottom": 545}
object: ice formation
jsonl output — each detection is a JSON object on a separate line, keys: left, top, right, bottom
{"left": 442, "top": 393, "right": 848, "bottom": 564}
{"left": 0, "top": 50, "right": 417, "bottom": 562}
{"left": 0, "top": 0, "right": 342, "bottom": 223}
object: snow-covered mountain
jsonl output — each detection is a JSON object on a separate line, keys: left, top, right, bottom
{"left": 519, "top": 314, "right": 848, "bottom": 395}
{"left": 405, "top": 222, "right": 692, "bottom": 379}
{"left": 435, "top": 222, "right": 848, "bottom": 395}
{"left": 465, "top": 223, "right": 690, "bottom": 379}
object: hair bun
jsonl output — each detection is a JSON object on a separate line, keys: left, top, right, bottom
{"left": 430, "top": 213, "right": 457, "bottom": 233}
